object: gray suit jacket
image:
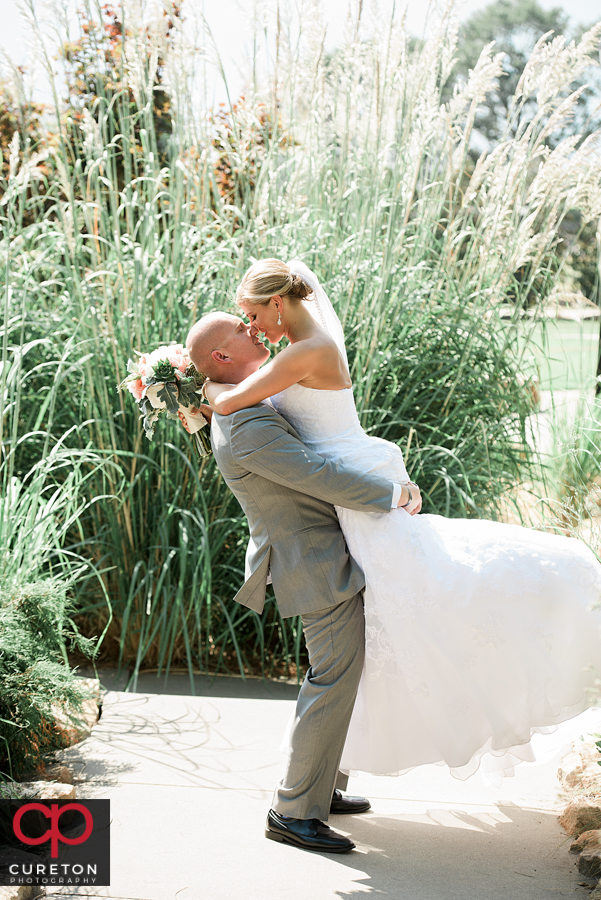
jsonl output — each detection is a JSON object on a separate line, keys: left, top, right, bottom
{"left": 211, "top": 403, "right": 395, "bottom": 618}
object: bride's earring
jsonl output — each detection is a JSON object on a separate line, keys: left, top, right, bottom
{"left": 277, "top": 310, "right": 282, "bottom": 326}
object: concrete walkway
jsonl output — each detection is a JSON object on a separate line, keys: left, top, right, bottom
{"left": 48, "top": 673, "right": 601, "bottom": 900}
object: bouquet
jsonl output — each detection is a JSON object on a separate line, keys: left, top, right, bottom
{"left": 117, "top": 344, "right": 212, "bottom": 457}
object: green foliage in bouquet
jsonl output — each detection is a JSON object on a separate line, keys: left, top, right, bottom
{"left": 139, "top": 368, "right": 204, "bottom": 438}
{"left": 118, "top": 347, "right": 211, "bottom": 453}
{"left": 155, "top": 365, "right": 204, "bottom": 413}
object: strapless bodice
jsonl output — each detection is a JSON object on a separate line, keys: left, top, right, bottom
{"left": 269, "top": 383, "right": 409, "bottom": 483}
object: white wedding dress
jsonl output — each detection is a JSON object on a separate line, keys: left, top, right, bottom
{"left": 270, "top": 381, "right": 601, "bottom": 781}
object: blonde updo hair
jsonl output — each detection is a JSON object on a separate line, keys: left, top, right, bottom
{"left": 236, "top": 258, "right": 313, "bottom": 307}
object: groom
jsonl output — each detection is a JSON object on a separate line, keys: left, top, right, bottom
{"left": 187, "top": 312, "right": 411, "bottom": 853}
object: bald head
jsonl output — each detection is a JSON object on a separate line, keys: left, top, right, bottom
{"left": 186, "top": 311, "right": 270, "bottom": 384}
{"left": 186, "top": 312, "right": 233, "bottom": 380}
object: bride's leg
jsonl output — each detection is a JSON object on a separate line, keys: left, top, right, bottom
{"left": 272, "top": 592, "right": 365, "bottom": 821}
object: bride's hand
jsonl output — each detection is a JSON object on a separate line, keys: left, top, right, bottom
{"left": 410, "top": 489, "right": 422, "bottom": 516}
{"left": 397, "top": 483, "right": 422, "bottom": 515}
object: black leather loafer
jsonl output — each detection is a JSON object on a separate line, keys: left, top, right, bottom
{"left": 265, "top": 809, "right": 355, "bottom": 853}
{"left": 329, "top": 789, "right": 371, "bottom": 814}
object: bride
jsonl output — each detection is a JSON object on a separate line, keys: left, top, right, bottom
{"left": 203, "top": 257, "right": 601, "bottom": 781}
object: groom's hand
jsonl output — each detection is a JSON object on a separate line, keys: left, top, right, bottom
{"left": 199, "top": 404, "right": 213, "bottom": 425}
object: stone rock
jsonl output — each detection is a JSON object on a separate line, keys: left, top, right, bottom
{"left": 558, "top": 741, "right": 601, "bottom": 794}
{"left": 18, "top": 764, "right": 73, "bottom": 785}
{"left": 590, "top": 882, "right": 601, "bottom": 899}
{"left": 11, "top": 781, "right": 76, "bottom": 801}
{"left": 52, "top": 677, "right": 101, "bottom": 746}
{"left": 0, "top": 886, "right": 39, "bottom": 900}
{"left": 559, "top": 801, "right": 601, "bottom": 837}
{"left": 573, "top": 829, "right": 601, "bottom": 880}
{"left": 580, "top": 848, "right": 601, "bottom": 881}
{"left": 48, "top": 764, "right": 74, "bottom": 784}
{"left": 571, "top": 829, "right": 601, "bottom": 853}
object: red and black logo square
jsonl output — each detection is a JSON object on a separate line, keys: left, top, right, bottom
{"left": 0, "top": 799, "right": 110, "bottom": 886}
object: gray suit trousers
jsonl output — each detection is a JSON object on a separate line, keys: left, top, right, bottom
{"left": 272, "top": 591, "right": 365, "bottom": 820}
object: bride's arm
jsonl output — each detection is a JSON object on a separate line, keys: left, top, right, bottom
{"left": 205, "top": 343, "right": 314, "bottom": 415}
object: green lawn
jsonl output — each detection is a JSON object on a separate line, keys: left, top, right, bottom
{"left": 518, "top": 318, "right": 601, "bottom": 392}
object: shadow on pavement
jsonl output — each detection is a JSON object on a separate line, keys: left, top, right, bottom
{"left": 76, "top": 667, "right": 301, "bottom": 700}
{"left": 327, "top": 804, "right": 585, "bottom": 900}
{"left": 59, "top": 690, "right": 288, "bottom": 791}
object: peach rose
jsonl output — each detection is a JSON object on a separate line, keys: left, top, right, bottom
{"left": 137, "top": 354, "right": 151, "bottom": 378}
{"left": 128, "top": 378, "right": 145, "bottom": 401}
{"left": 145, "top": 344, "right": 189, "bottom": 376}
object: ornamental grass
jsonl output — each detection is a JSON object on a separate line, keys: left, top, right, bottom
{"left": 1, "top": 0, "right": 600, "bottom": 683}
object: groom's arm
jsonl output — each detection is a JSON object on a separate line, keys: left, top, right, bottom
{"left": 226, "top": 406, "right": 395, "bottom": 513}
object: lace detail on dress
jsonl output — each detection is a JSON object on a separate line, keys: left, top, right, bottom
{"left": 270, "top": 382, "right": 601, "bottom": 781}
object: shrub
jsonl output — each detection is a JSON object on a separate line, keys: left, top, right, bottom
{"left": 0, "top": 580, "right": 97, "bottom": 779}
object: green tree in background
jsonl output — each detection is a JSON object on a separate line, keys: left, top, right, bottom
{"left": 453, "top": 0, "right": 600, "bottom": 303}
{"left": 59, "top": 3, "right": 179, "bottom": 170}
{"left": 0, "top": 78, "right": 44, "bottom": 173}
{"left": 455, "top": 0, "right": 599, "bottom": 148}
